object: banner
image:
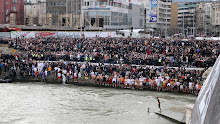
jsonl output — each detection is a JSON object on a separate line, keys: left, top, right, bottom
{"left": 35, "top": 32, "right": 57, "bottom": 38}
{"left": 11, "top": 31, "right": 34, "bottom": 38}
{"left": 11, "top": 31, "right": 116, "bottom": 38}
{"left": 190, "top": 56, "right": 220, "bottom": 124}
{"left": 57, "top": 32, "right": 80, "bottom": 38}
{"left": 149, "top": 0, "right": 157, "bottom": 22}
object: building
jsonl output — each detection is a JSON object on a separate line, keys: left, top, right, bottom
{"left": 24, "top": 1, "right": 47, "bottom": 26}
{"left": 25, "top": 0, "right": 46, "bottom": 3}
{"left": 196, "top": 2, "right": 212, "bottom": 36}
{"left": 46, "top": 0, "right": 66, "bottom": 26}
{"left": 146, "top": 0, "right": 172, "bottom": 37}
{"left": 27, "top": 0, "right": 144, "bottom": 30}
{"left": 170, "top": 2, "right": 179, "bottom": 34}
{"left": 178, "top": 2, "right": 197, "bottom": 36}
{"left": 212, "top": 2, "right": 220, "bottom": 36}
{"left": 0, "top": 0, "right": 24, "bottom": 25}
{"left": 65, "top": 0, "right": 82, "bottom": 28}
{"left": 82, "top": 0, "right": 145, "bottom": 30}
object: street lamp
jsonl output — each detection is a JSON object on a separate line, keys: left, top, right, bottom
{"left": 165, "top": 0, "right": 168, "bottom": 38}
{"left": 80, "top": 0, "right": 83, "bottom": 38}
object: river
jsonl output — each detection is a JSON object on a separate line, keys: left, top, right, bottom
{"left": 0, "top": 82, "right": 196, "bottom": 124}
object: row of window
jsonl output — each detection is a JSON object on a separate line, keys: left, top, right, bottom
{"left": 84, "top": 1, "right": 132, "bottom": 10}
{"left": 5, "top": 0, "right": 18, "bottom": 5}
{"left": 50, "top": 11, "right": 66, "bottom": 15}
{"left": 47, "top": 2, "right": 66, "bottom": 6}
{"left": 84, "top": 1, "right": 107, "bottom": 6}
{"left": 5, "top": 7, "right": 16, "bottom": 15}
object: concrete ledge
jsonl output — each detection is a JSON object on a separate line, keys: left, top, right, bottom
{"left": 186, "top": 104, "right": 194, "bottom": 124}
{"left": 155, "top": 107, "right": 186, "bottom": 124}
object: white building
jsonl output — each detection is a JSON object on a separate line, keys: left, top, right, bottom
{"left": 212, "top": 2, "right": 220, "bottom": 36}
{"left": 82, "top": 0, "right": 145, "bottom": 30}
{"left": 178, "top": 2, "right": 197, "bottom": 36}
{"left": 146, "top": 0, "right": 171, "bottom": 37}
{"left": 24, "top": 1, "right": 47, "bottom": 26}
{"left": 196, "top": 2, "right": 212, "bottom": 36}
{"left": 25, "top": 0, "right": 46, "bottom": 3}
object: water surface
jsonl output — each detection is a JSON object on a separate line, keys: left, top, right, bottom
{"left": 0, "top": 83, "right": 196, "bottom": 124}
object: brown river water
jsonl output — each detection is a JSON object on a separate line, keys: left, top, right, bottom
{"left": 0, "top": 82, "right": 196, "bottom": 124}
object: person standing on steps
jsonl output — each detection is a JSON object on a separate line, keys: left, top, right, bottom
{"left": 156, "top": 97, "right": 161, "bottom": 111}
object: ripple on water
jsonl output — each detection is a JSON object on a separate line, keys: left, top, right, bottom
{"left": 0, "top": 83, "right": 196, "bottom": 124}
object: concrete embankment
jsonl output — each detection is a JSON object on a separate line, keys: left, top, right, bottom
{"left": 155, "top": 106, "right": 186, "bottom": 124}
{"left": 9, "top": 76, "right": 198, "bottom": 96}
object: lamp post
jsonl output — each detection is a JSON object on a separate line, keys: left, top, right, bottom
{"left": 80, "top": 0, "right": 83, "bottom": 38}
{"left": 165, "top": 0, "right": 168, "bottom": 38}
{"left": 182, "top": 11, "right": 185, "bottom": 37}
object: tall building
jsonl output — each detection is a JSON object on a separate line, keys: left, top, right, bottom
{"left": 212, "top": 2, "right": 220, "bottom": 36}
{"left": 170, "top": 2, "right": 178, "bottom": 34}
{"left": 82, "top": 0, "right": 145, "bottom": 30}
{"left": 24, "top": 1, "right": 47, "bottom": 26}
{"left": 178, "top": 2, "right": 197, "bottom": 36}
{"left": 46, "top": 0, "right": 66, "bottom": 26}
{"left": 196, "top": 2, "right": 212, "bottom": 36}
{"left": 146, "top": 0, "right": 172, "bottom": 37}
{"left": 66, "top": 0, "right": 82, "bottom": 28}
{"left": 0, "top": 0, "right": 24, "bottom": 25}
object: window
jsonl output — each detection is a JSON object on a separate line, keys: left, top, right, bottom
{"left": 63, "top": 2, "right": 66, "bottom": 6}
{"left": 60, "top": 2, "right": 63, "bottom": 6}
{"left": 57, "top": 2, "right": 59, "bottom": 6}
{"left": 6, "top": 16, "right": 9, "bottom": 22}
{"left": 91, "top": 1, "right": 93, "bottom": 6}
{"left": 12, "top": 0, "right": 17, "bottom": 4}
{"left": 87, "top": 2, "right": 89, "bottom": 6}
{"left": 11, "top": 6, "right": 16, "bottom": 11}
{"left": 50, "top": 2, "right": 53, "bottom": 6}
{"left": 78, "top": 4, "right": 81, "bottom": 10}
{"left": 54, "top": 2, "right": 56, "bottom": 6}
{"left": 6, "top": 1, "right": 8, "bottom": 5}
{"left": 140, "top": 19, "right": 143, "bottom": 27}
{"left": 5, "top": 9, "right": 8, "bottom": 15}
{"left": 95, "top": 2, "right": 98, "bottom": 6}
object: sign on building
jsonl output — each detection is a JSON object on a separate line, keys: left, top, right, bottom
{"left": 149, "top": 0, "right": 157, "bottom": 22}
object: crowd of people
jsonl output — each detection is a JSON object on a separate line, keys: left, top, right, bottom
{"left": 0, "top": 37, "right": 218, "bottom": 95}
{"left": 0, "top": 56, "right": 204, "bottom": 95}
{"left": 2, "top": 37, "right": 219, "bottom": 68}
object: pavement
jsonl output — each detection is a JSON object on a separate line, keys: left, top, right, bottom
{"left": 155, "top": 106, "right": 186, "bottom": 124}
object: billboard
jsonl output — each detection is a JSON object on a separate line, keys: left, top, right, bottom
{"left": 149, "top": 0, "right": 157, "bottom": 22}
